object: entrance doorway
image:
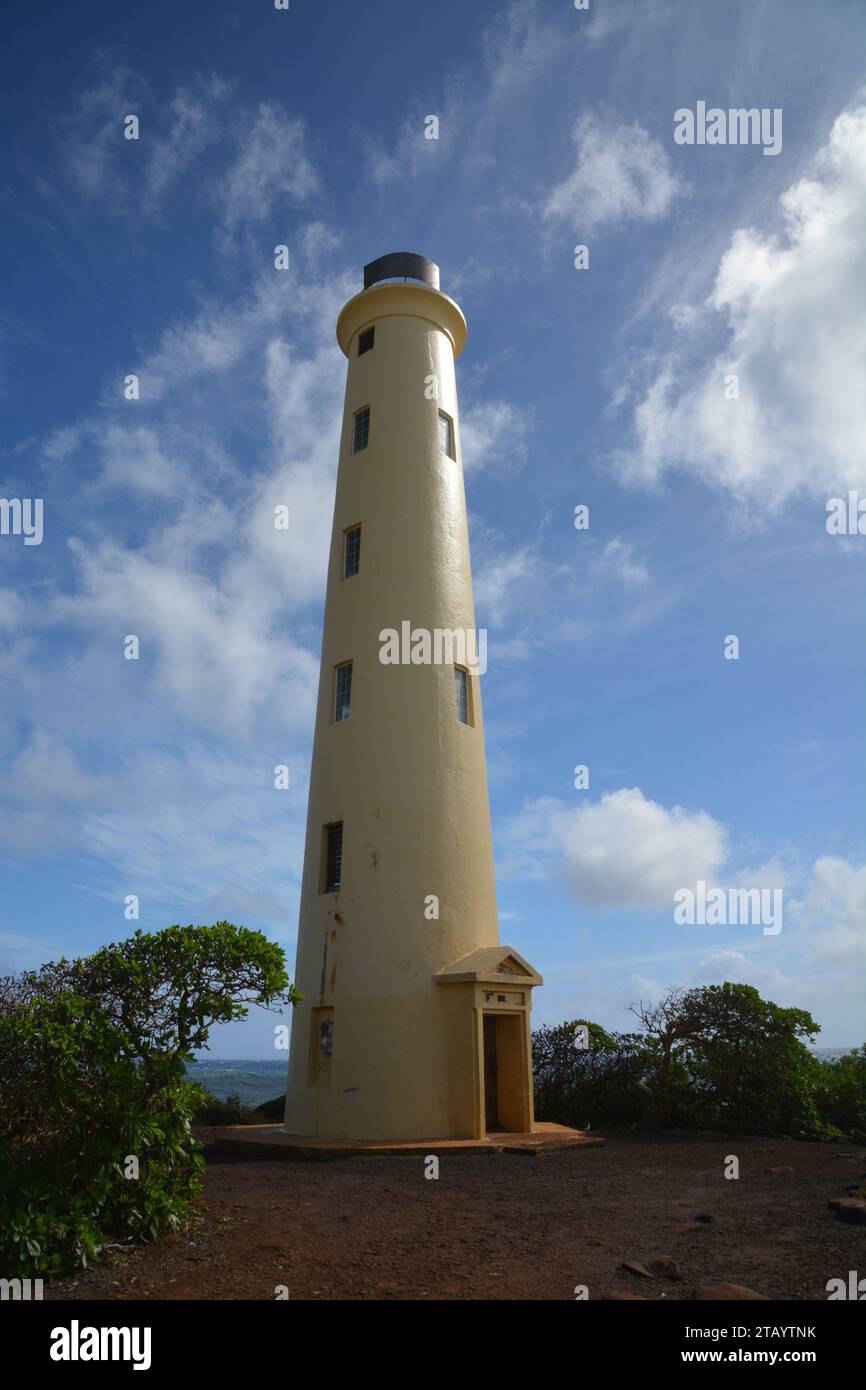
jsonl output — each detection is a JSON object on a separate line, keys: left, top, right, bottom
{"left": 483, "top": 1015, "right": 499, "bottom": 1130}
{"left": 482, "top": 1011, "right": 530, "bottom": 1134}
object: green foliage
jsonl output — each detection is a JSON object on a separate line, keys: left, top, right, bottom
{"left": 256, "top": 1093, "right": 288, "bottom": 1122}
{"left": 192, "top": 1091, "right": 284, "bottom": 1125}
{"left": 533, "top": 1019, "right": 649, "bottom": 1128}
{"left": 631, "top": 983, "right": 828, "bottom": 1136}
{"left": 673, "top": 984, "right": 825, "bottom": 1136}
{"left": 815, "top": 1045, "right": 866, "bottom": 1140}
{"left": 0, "top": 922, "right": 300, "bottom": 1278}
{"left": 533, "top": 984, "right": 864, "bottom": 1139}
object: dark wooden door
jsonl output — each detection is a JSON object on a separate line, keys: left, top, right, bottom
{"left": 483, "top": 1015, "right": 499, "bottom": 1131}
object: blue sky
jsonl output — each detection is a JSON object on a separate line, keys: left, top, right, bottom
{"left": 1, "top": 0, "right": 864, "bottom": 1057}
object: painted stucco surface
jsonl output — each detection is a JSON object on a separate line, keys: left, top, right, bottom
{"left": 284, "top": 277, "right": 537, "bottom": 1140}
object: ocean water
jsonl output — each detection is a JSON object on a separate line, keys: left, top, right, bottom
{"left": 186, "top": 1058, "right": 287, "bottom": 1107}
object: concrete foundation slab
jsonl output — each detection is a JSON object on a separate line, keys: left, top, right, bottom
{"left": 201, "top": 1121, "right": 605, "bottom": 1161}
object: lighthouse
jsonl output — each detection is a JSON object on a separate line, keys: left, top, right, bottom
{"left": 283, "top": 253, "right": 542, "bottom": 1141}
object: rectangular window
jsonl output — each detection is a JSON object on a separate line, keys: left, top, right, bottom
{"left": 343, "top": 524, "right": 361, "bottom": 578}
{"left": 334, "top": 661, "right": 352, "bottom": 721}
{"left": 358, "top": 326, "right": 375, "bottom": 355}
{"left": 353, "top": 406, "right": 370, "bottom": 453}
{"left": 455, "top": 665, "right": 470, "bottom": 725}
{"left": 323, "top": 822, "right": 343, "bottom": 893}
{"left": 438, "top": 410, "right": 454, "bottom": 460}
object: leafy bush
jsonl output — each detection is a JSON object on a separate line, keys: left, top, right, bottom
{"left": 816, "top": 1045, "right": 866, "bottom": 1140}
{"left": 533, "top": 1020, "right": 650, "bottom": 1128}
{"left": 533, "top": 984, "right": 861, "bottom": 1139}
{"left": 0, "top": 922, "right": 300, "bottom": 1278}
{"left": 192, "top": 1091, "right": 277, "bottom": 1125}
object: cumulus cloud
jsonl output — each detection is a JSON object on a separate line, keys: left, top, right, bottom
{"left": 615, "top": 101, "right": 866, "bottom": 508}
{"left": 544, "top": 114, "right": 682, "bottom": 233}
{"left": 799, "top": 855, "right": 866, "bottom": 971}
{"left": 502, "top": 787, "right": 729, "bottom": 908}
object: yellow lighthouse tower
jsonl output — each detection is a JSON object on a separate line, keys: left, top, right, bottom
{"left": 283, "top": 253, "right": 542, "bottom": 1141}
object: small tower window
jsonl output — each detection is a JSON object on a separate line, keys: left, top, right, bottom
{"left": 353, "top": 406, "right": 370, "bottom": 453}
{"left": 335, "top": 661, "right": 353, "bottom": 721}
{"left": 358, "top": 326, "right": 375, "bottom": 355}
{"left": 438, "top": 410, "right": 454, "bottom": 460}
{"left": 455, "top": 665, "right": 471, "bottom": 725}
{"left": 322, "top": 822, "right": 343, "bottom": 893}
{"left": 343, "top": 524, "right": 361, "bottom": 578}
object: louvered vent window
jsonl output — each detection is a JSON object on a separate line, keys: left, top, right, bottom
{"left": 323, "top": 822, "right": 343, "bottom": 893}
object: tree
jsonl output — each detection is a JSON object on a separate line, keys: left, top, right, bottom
{"left": 630, "top": 983, "right": 824, "bottom": 1135}
{"left": 532, "top": 1020, "right": 648, "bottom": 1128}
{"left": 1, "top": 920, "right": 301, "bottom": 1059}
{"left": 0, "top": 922, "right": 301, "bottom": 1277}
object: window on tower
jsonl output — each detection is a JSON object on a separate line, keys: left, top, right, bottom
{"left": 343, "top": 524, "right": 361, "bottom": 578}
{"left": 322, "top": 822, "right": 343, "bottom": 893}
{"left": 438, "top": 410, "right": 455, "bottom": 460}
{"left": 334, "top": 661, "right": 353, "bottom": 721}
{"left": 358, "top": 326, "right": 375, "bottom": 355}
{"left": 353, "top": 406, "right": 370, "bottom": 453}
{"left": 455, "top": 665, "right": 471, "bottom": 725}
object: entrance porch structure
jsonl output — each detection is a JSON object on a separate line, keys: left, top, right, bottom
{"left": 435, "top": 946, "right": 541, "bottom": 1139}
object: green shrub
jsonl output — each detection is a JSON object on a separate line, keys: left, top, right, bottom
{"left": 532, "top": 1020, "right": 649, "bottom": 1128}
{"left": 533, "top": 984, "right": 858, "bottom": 1140}
{"left": 816, "top": 1045, "right": 866, "bottom": 1140}
{"left": 0, "top": 922, "right": 300, "bottom": 1278}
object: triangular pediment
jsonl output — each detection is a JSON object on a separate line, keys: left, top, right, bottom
{"left": 435, "top": 944, "right": 542, "bottom": 986}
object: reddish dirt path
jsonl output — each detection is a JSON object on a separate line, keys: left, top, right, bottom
{"left": 45, "top": 1132, "right": 865, "bottom": 1301}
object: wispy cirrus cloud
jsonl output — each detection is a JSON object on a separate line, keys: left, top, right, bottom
{"left": 54, "top": 67, "right": 318, "bottom": 248}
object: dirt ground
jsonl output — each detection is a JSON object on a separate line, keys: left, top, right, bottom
{"left": 44, "top": 1132, "right": 866, "bottom": 1301}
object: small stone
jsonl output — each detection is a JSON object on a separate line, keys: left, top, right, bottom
{"left": 828, "top": 1196, "right": 866, "bottom": 1225}
{"left": 620, "top": 1260, "right": 654, "bottom": 1279}
{"left": 650, "top": 1256, "right": 683, "bottom": 1280}
{"left": 766, "top": 1165, "right": 795, "bottom": 1176}
{"left": 693, "top": 1283, "right": 769, "bottom": 1301}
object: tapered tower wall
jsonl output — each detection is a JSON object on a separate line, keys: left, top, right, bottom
{"left": 283, "top": 274, "right": 526, "bottom": 1141}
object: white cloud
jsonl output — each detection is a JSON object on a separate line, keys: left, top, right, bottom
{"left": 55, "top": 71, "right": 318, "bottom": 249}
{"left": 591, "top": 538, "right": 650, "bottom": 587}
{"left": 502, "top": 788, "right": 729, "bottom": 909}
{"left": 544, "top": 114, "right": 682, "bottom": 233}
{"left": 800, "top": 855, "right": 866, "bottom": 971}
{"left": 582, "top": 0, "right": 671, "bottom": 45}
{"left": 216, "top": 102, "right": 318, "bottom": 248}
{"left": 615, "top": 101, "right": 866, "bottom": 508}
{"left": 460, "top": 399, "right": 531, "bottom": 474}
{"left": 145, "top": 80, "right": 230, "bottom": 203}
{"left": 473, "top": 544, "right": 539, "bottom": 628}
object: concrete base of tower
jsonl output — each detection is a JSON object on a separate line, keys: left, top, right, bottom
{"left": 201, "top": 1121, "right": 604, "bottom": 1161}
